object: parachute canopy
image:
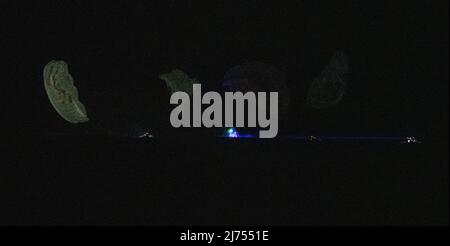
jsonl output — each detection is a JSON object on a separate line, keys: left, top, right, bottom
{"left": 43, "top": 60, "right": 89, "bottom": 123}
{"left": 307, "top": 51, "right": 349, "bottom": 109}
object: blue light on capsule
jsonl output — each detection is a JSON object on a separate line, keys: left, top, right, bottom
{"left": 226, "top": 128, "right": 239, "bottom": 138}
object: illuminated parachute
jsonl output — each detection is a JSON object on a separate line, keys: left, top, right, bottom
{"left": 43, "top": 60, "right": 89, "bottom": 123}
{"left": 307, "top": 51, "right": 349, "bottom": 109}
{"left": 159, "top": 69, "right": 199, "bottom": 96}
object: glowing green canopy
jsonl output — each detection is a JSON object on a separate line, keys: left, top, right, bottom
{"left": 43, "top": 60, "right": 89, "bottom": 123}
{"left": 159, "top": 69, "right": 198, "bottom": 96}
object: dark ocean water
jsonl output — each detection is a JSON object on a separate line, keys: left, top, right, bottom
{"left": 2, "top": 136, "right": 448, "bottom": 225}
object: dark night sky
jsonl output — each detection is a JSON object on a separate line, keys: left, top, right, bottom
{"left": 0, "top": 0, "right": 448, "bottom": 226}
{"left": 2, "top": 0, "right": 448, "bottom": 138}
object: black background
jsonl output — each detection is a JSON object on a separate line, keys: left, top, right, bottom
{"left": 1, "top": 0, "right": 448, "bottom": 225}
